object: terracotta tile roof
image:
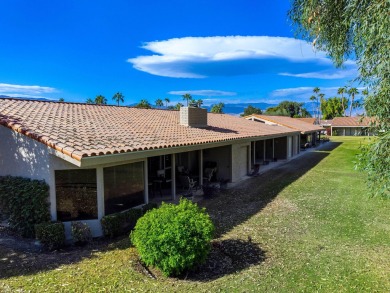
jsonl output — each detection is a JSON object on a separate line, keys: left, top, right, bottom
{"left": 245, "top": 114, "right": 323, "bottom": 134}
{"left": 295, "top": 117, "right": 316, "bottom": 124}
{"left": 331, "top": 116, "right": 373, "bottom": 127}
{"left": 0, "top": 98, "right": 298, "bottom": 161}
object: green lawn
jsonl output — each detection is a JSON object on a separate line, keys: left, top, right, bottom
{"left": 1, "top": 137, "right": 389, "bottom": 292}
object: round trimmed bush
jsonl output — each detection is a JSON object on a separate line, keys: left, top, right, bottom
{"left": 130, "top": 198, "right": 214, "bottom": 277}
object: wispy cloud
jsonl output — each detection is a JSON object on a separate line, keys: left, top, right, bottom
{"left": 270, "top": 86, "right": 365, "bottom": 103}
{"left": 128, "top": 36, "right": 353, "bottom": 79}
{"left": 280, "top": 68, "right": 357, "bottom": 80}
{"left": 168, "top": 90, "right": 236, "bottom": 96}
{"left": 0, "top": 83, "right": 57, "bottom": 95}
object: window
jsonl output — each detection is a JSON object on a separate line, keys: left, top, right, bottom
{"left": 55, "top": 169, "right": 97, "bottom": 221}
{"left": 104, "top": 162, "right": 144, "bottom": 215}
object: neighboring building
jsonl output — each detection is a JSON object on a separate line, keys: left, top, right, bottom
{"left": 0, "top": 99, "right": 301, "bottom": 237}
{"left": 296, "top": 117, "right": 333, "bottom": 135}
{"left": 331, "top": 117, "right": 373, "bottom": 136}
{"left": 244, "top": 114, "right": 323, "bottom": 149}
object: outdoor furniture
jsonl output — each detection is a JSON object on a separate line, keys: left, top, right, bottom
{"left": 248, "top": 164, "right": 260, "bottom": 176}
{"left": 203, "top": 167, "right": 217, "bottom": 183}
{"left": 153, "top": 169, "right": 165, "bottom": 197}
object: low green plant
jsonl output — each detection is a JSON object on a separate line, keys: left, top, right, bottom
{"left": 0, "top": 176, "right": 50, "bottom": 237}
{"left": 131, "top": 198, "right": 214, "bottom": 277}
{"left": 101, "top": 208, "right": 143, "bottom": 238}
{"left": 71, "top": 221, "right": 92, "bottom": 245}
{"left": 35, "top": 222, "right": 65, "bottom": 250}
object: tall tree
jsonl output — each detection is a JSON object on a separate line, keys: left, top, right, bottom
{"left": 337, "top": 87, "right": 347, "bottom": 116}
{"left": 241, "top": 105, "right": 262, "bottom": 117}
{"left": 210, "top": 103, "right": 225, "bottom": 114}
{"left": 135, "top": 99, "right": 151, "bottom": 109}
{"left": 195, "top": 99, "right": 203, "bottom": 108}
{"left": 155, "top": 99, "right": 163, "bottom": 108}
{"left": 321, "top": 97, "right": 344, "bottom": 119}
{"left": 289, "top": 0, "right": 390, "bottom": 198}
{"left": 112, "top": 92, "right": 125, "bottom": 106}
{"left": 164, "top": 98, "right": 170, "bottom": 108}
{"left": 266, "top": 101, "right": 310, "bottom": 118}
{"left": 174, "top": 102, "right": 184, "bottom": 110}
{"left": 86, "top": 98, "right": 94, "bottom": 104}
{"left": 182, "top": 94, "right": 193, "bottom": 107}
{"left": 95, "top": 95, "right": 107, "bottom": 105}
{"left": 347, "top": 87, "right": 359, "bottom": 117}
{"left": 312, "top": 87, "right": 321, "bottom": 122}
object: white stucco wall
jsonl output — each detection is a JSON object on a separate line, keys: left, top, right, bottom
{"left": 0, "top": 127, "right": 87, "bottom": 237}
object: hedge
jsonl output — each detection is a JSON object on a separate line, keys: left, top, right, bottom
{"left": 0, "top": 176, "right": 51, "bottom": 237}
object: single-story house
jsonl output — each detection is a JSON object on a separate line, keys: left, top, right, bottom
{"left": 331, "top": 117, "right": 374, "bottom": 136}
{"left": 0, "top": 98, "right": 301, "bottom": 237}
{"left": 295, "top": 117, "right": 333, "bottom": 135}
{"left": 244, "top": 114, "right": 323, "bottom": 149}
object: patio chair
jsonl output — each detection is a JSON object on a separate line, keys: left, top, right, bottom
{"left": 203, "top": 167, "right": 216, "bottom": 183}
{"left": 248, "top": 164, "right": 260, "bottom": 176}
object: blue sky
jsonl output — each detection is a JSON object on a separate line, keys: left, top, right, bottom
{"left": 0, "top": 0, "right": 361, "bottom": 110}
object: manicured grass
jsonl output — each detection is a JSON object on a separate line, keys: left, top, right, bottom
{"left": 1, "top": 137, "right": 389, "bottom": 292}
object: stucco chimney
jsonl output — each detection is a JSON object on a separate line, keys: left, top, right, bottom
{"left": 180, "top": 107, "right": 207, "bottom": 128}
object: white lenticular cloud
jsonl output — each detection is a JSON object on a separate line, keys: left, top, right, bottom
{"left": 140, "top": 36, "right": 327, "bottom": 61}
{"left": 168, "top": 90, "right": 237, "bottom": 96}
{"left": 0, "top": 83, "right": 57, "bottom": 94}
{"left": 128, "top": 36, "right": 355, "bottom": 79}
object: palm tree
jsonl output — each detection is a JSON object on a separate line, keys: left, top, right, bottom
{"left": 196, "top": 99, "right": 203, "bottom": 108}
{"left": 95, "top": 95, "right": 107, "bottom": 105}
{"left": 174, "top": 102, "right": 184, "bottom": 110}
{"left": 112, "top": 92, "right": 124, "bottom": 106}
{"left": 310, "top": 95, "right": 317, "bottom": 120}
{"left": 86, "top": 98, "right": 94, "bottom": 104}
{"left": 352, "top": 100, "right": 362, "bottom": 112}
{"left": 348, "top": 87, "right": 359, "bottom": 116}
{"left": 155, "top": 99, "right": 164, "bottom": 108}
{"left": 312, "top": 87, "right": 321, "bottom": 122}
{"left": 164, "top": 98, "right": 170, "bottom": 108}
{"left": 136, "top": 99, "right": 152, "bottom": 109}
{"left": 337, "top": 86, "right": 347, "bottom": 116}
{"left": 182, "top": 93, "right": 192, "bottom": 107}
{"left": 210, "top": 102, "right": 225, "bottom": 114}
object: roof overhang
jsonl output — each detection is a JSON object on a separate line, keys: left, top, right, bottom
{"left": 59, "top": 132, "right": 299, "bottom": 168}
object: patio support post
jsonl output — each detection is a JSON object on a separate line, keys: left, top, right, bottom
{"left": 273, "top": 138, "right": 275, "bottom": 159}
{"left": 143, "top": 159, "right": 149, "bottom": 204}
{"left": 263, "top": 140, "right": 266, "bottom": 161}
{"left": 171, "top": 154, "right": 176, "bottom": 200}
{"left": 199, "top": 149, "right": 203, "bottom": 186}
{"left": 96, "top": 167, "right": 105, "bottom": 218}
{"left": 253, "top": 141, "right": 256, "bottom": 166}
{"left": 247, "top": 145, "right": 251, "bottom": 173}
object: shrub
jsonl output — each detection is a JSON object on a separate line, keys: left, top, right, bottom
{"left": 71, "top": 221, "right": 92, "bottom": 245}
{"left": 101, "top": 208, "right": 143, "bottom": 238}
{"left": 35, "top": 222, "right": 65, "bottom": 250}
{"left": 0, "top": 176, "right": 50, "bottom": 237}
{"left": 101, "top": 213, "right": 123, "bottom": 238}
{"left": 130, "top": 198, "right": 214, "bottom": 277}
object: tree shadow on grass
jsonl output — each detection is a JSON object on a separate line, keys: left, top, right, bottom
{"left": 200, "top": 141, "right": 343, "bottom": 239}
{"left": 184, "top": 239, "right": 266, "bottom": 282}
{"left": 0, "top": 236, "right": 132, "bottom": 279}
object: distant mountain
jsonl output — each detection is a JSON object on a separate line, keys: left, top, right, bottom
{"left": 0, "top": 95, "right": 54, "bottom": 101}
{"left": 215, "top": 102, "right": 277, "bottom": 115}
